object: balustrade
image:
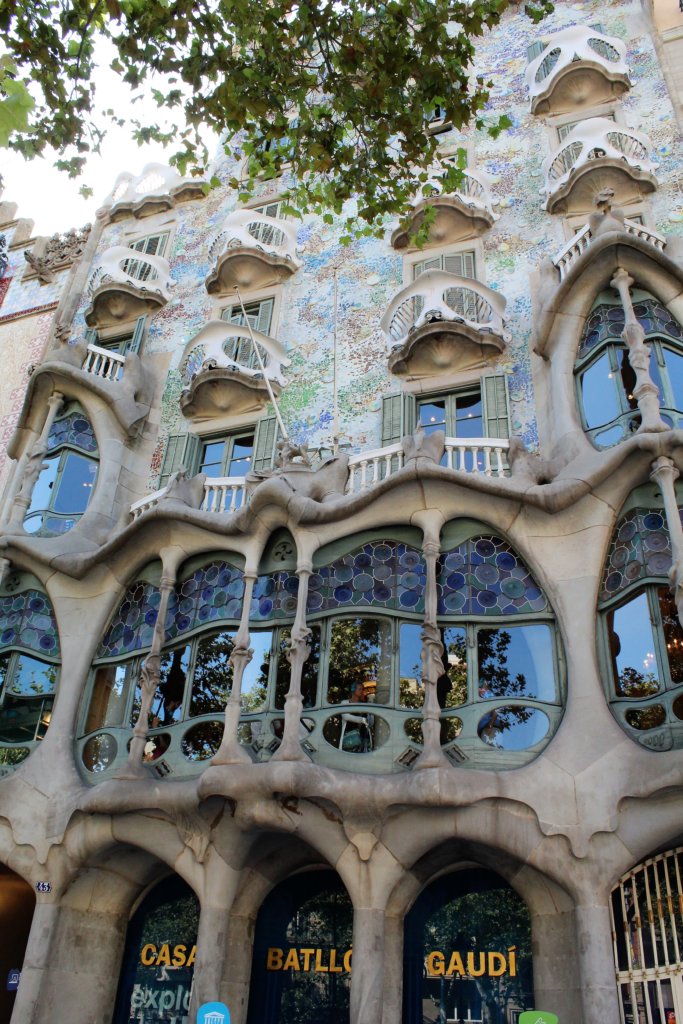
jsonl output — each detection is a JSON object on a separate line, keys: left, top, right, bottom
{"left": 553, "top": 219, "right": 666, "bottom": 280}
{"left": 82, "top": 343, "right": 126, "bottom": 381}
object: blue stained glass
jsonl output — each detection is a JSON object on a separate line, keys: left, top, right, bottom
{"left": 0, "top": 589, "right": 60, "bottom": 657}
{"left": 579, "top": 297, "right": 683, "bottom": 358}
{"left": 438, "top": 536, "right": 547, "bottom": 616}
{"left": 47, "top": 411, "right": 98, "bottom": 454}
{"left": 311, "top": 542, "right": 426, "bottom": 613}
{"left": 250, "top": 571, "right": 295, "bottom": 621}
{"left": 599, "top": 506, "right": 682, "bottom": 604}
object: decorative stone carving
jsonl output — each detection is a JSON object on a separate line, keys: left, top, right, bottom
{"left": 0, "top": 233, "right": 8, "bottom": 280}
{"left": 611, "top": 267, "right": 667, "bottom": 434}
{"left": 23, "top": 225, "right": 90, "bottom": 283}
{"left": 402, "top": 426, "right": 445, "bottom": 466}
{"left": 159, "top": 469, "right": 207, "bottom": 510}
{"left": 247, "top": 452, "right": 351, "bottom": 506}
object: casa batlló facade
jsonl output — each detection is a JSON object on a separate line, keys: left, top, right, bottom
{"left": 0, "top": 0, "right": 682, "bottom": 1021}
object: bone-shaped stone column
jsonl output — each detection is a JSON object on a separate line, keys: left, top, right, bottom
{"left": 414, "top": 512, "right": 449, "bottom": 770}
{"left": 211, "top": 571, "right": 256, "bottom": 765}
{"left": 650, "top": 456, "right": 683, "bottom": 628}
{"left": 8, "top": 391, "right": 64, "bottom": 529}
{"left": 271, "top": 563, "right": 312, "bottom": 762}
{"left": 611, "top": 267, "right": 667, "bottom": 434}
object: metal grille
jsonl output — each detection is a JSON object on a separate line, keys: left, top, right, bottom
{"left": 611, "top": 847, "right": 683, "bottom": 1023}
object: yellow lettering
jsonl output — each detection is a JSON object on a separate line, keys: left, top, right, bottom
{"left": 488, "top": 952, "right": 506, "bottom": 977}
{"left": 446, "top": 952, "right": 465, "bottom": 976}
{"left": 140, "top": 944, "right": 156, "bottom": 966}
{"left": 156, "top": 944, "right": 171, "bottom": 967}
{"left": 467, "top": 952, "right": 486, "bottom": 977}
{"left": 315, "top": 949, "right": 329, "bottom": 973}
{"left": 284, "top": 948, "right": 301, "bottom": 971}
{"left": 186, "top": 945, "right": 196, "bottom": 967}
{"left": 300, "top": 949, "right": 315, "bottom": 971}
{"left": 266, "top": 948, "right": 283, "bottom": 971}
{"left": 508, "top": 946, "right": 517, "bottom": 977}
{"left": 328, "top": 949, "right": 342, "bottom": 973}
{"left": 343, "top": 949, "right": 353, "bottom": 973}
{"left": 172, "top": 945, "right": 186, "bottom": 968}
{"left": 426, "top": 952, "right": 445, "bottom": 977}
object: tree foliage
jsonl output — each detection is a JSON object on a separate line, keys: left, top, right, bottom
{"left": 0, "top": 0, "right": 552, "bottom": 235}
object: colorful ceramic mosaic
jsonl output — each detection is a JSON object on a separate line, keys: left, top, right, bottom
{"left": 579, "top": 298, "right": 683, "bottom": 359}
{"left": 308, "top": 542, "right": 426, "bottom": 614}
{"left": 437, "top": 536, "right": 547, "bottom": 616}
{"left": 599, "top": 507, "right": 683, "bottom": 604}
{"left": 251, "top": 571, "right": 298, "bottom": 620}
{"left": 166, "top": 561, "right": 244, "bottom": 638}
{"left": 0, "top": 589, "right": 60, "bottom": 656}
{"left": 47, "top": 410, "right": 98, "bottom": 454}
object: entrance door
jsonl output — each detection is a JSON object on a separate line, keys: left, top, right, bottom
{"left": 617, "top": 974, "right": 683, "bottom": 1024}
{"left": 0, "top": 865, "right": 35, "bottom": 1024}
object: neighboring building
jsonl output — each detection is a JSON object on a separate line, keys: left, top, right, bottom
{"left": 0, "top": 1, "right": 681, "bottom": 1022}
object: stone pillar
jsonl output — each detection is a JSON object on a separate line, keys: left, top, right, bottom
{"left": 381, "top": 912, "right": 404, "bottom": 1024}
{"left": 188, "top": 862, "right": 241, "bottom": 1019}
{"left": 271, "top": 563, "right": 312, "bottom": 762}
{"left": 212, "top": 572, "right": 256, "bottom": 765}
{"left": 7, "top": 391, "right": 64, "bottom": 530}
{"left": 9, "top": 902, "right": 59, "bottom": 1024}
{"left": 414, "top": 514, "right": 448, "bottom": 770}
{"left": 350, "top": 905, "right": 385, "bottom": 1024}
{"left": 575, "top": 896, "right": 620, "bottom": 1022}
{"left": 116, "top": 552, "right": 179, "bottom": 779}
{"left": 611, "top": 267, "right": 667, "bottom": 434}
{"left": 650, "top": 456, "right": 683, "bottom": 627}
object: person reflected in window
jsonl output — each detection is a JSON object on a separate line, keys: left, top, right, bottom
{"left": 340, "top": 681, "right": 373, "bottom": 752}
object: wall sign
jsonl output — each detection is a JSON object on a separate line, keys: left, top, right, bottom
{"left": 198, "top": 1002, "right": 231, "bottom": 1024}
{"left": 6, "top": 969, "right": 20, "bottom": 992}
{"left": 35, "top": 881, "right": 51, "bottom": 893}
{"left": 519, "top": 1013, "right": 559, "bottom": 1024}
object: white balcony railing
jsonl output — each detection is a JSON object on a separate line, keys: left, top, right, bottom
{"left": 86, "top": 246, "right": 174, "bottom": 302}
{"left": 129, "top": 437, "right": 510, "bottom": 519}
{"left": 542, "top": 118, "right": 657, "bottom": 203}
{"left": 82, "top": 343, "right": 126, "bottom": 381}
{"left": 102, "top": 162, "right": 204, "bottom": 212}
{"left": 209, "top": 209, "right": 300, "bottom": 266}
{"left": 381, "top": 270, "right": 507, "bottom": 349}
{"left": 526, "top": 25, "right": 629, "bottom": 107}
{"left": 181, "top": 320, "right": 290, "bottom": 388}
{"left": 553, "top": 218, "right": 666, "bottom": 281}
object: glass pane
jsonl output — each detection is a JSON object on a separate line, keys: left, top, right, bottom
{"left": 659, "top": 586, "right": 683, "bottom": 685}
{"left": 322, "top": 712, "right": 390, "bottom": 752}
{"left": 24, "top": 457, "right": 59, "bottom": 531}
{"left": 663, "top": 346, "right": 683, "bottom": 410}
{"left": 441, "top": 627, "right": 467, "bottom": 708}
{"left": 581, "top": 352, "right": 620, "bottom": 429}
{"left": 399, "top": 623, "right": 423, "bottom": 709}
{"left": 190, "top": 630, "right": 234, "bottom": 717}
{"left": 418, "top": 400, "right": 447, "bottom": 434}
{"left": 618, "top": 347, "right": 638, "bottom": 411}
{"left": 625, "top": 705, "right": 666, "bottom": 730}
{"left": 0, "top": 692, "right": 53, "bottom": 743}
{"left": 82, "top": 733, "right": 118, "bottom": 772}
{"left": 477, "top": 706, "right": 549, "bottom": 750}
{"left": 454, "top": 390, "right": 483, "bottom": 437}
{"left": 327, "top": 617, "right": 392, "bottom": 705}
{"left": 181, "top": 720, "right": 224, "bottom": 760}
{"left": 132, "top": 646, "right": 190, "bottom": 728}
{"left": 200, "top": 440, "right": 226, "bottom": 477}
{"left": 241, "top": 630, "right": 272, "bottom": 712}
{"left": 477, "top": 624, "right": 555, "bottom": 701}
{"left": 228, "top": 434, "right": 254, "bottom": 476}
{"left": 86, "top": 664, "right": 133, "bottom": 730}
{"left": 274, "top": 625, "right": 320, "bottom": 710}
{"left": 608, "top": 593, "right": 661, "bottom": 697}
{"left": 7, "top": 654, "right": 58, "bottom": 697}
{"left": 51, "top": 452, "right": 97, "bottom": 515}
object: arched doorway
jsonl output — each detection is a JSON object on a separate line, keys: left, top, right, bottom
{"left": 113, "top": 874, "right": 199, "bottom": 1024}
{"left": 403, "top": 868, "right": 534, "bottom": 1024}
{"left": 611, "top": 846, "right": 683, "bottom": 1023}
{"left": 247, "top": 869, "right": 353, "bottom": 1024}
{"left": 0, "top": 864, "right": 34, "bottom": 1024}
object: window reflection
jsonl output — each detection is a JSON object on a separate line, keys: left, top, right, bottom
{"left": 399, "top": 622, "right": 423, "bottom": 709}
{"left": 274, "top": 625, "right": 320, "bottom": 710}
{"left": 439, "top": 627, "right": 467, "bottom": 708}
{"left": 327, "top": 617, "right": 392, "bottom": 705}
{"left": 190, "top": 630, "right": 234, "bottom": 716}
{"left": 608, "top": 593, "right": 661, "bottom": 698}
{"left": 477, "top": 706, "right": 549, "bottom": 750}
{"left": 477, "top": 624, "right": 555, "bottom": 702}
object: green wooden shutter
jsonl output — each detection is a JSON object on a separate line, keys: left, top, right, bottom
{"left": 444, "top": 251, "right": 476, "bottom": 279}
{"left": 124, "top": 316, "right": 146, "bottom": 355}
{"left": 255, "top": 298, "right": 274, "bottom": 335}
{"left": 252, "top": 415, "right": 281, "bottom": 472}
{"left": 381, "top": 393, "right": 417, "bottom": 446}
{"left": 527, "top": 40, "right": 547, "bottom": 62}
{"left": 482, "top": 374, "right": 511, "bottom": 439}
{"left": 85, "top": 328, "right": 98, "bottom": 346}
{"left": 159, "top": 433, "right": 202, "bottom": 487}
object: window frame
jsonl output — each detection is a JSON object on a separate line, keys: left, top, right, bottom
{"left": 198, "top": 429, "right": 256, "bottom": 480}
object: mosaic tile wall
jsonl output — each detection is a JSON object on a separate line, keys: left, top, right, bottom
{"left": 59, "top": 0, "right": 682, "bottom": 493}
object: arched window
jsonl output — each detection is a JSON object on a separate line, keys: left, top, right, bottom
{"left": 575, "top": 291, "right": 683, "bottom": 448}
{"left": 113, "top": 875, "right": 198, "bottom": 1024}
{"left": 0, "top": 574, "right": 60, "bottom": 772}
{"left": 24, "top": 402, "right": 99, "bottom": 536}
{"left": 599, "top": 487, "right": 683, "bottom": 750}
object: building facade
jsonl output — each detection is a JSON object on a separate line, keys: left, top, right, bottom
{"left": 0, "top": 0, "right": 682, "bottom": 1021}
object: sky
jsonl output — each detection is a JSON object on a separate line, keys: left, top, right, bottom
{"left": 1, "top": 40, "right": 218, "bottom": 238}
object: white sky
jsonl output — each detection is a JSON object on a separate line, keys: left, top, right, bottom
{"left": 1, "top": 40, "right": 218, "bottom": 237}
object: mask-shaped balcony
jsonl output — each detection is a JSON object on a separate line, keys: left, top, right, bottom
{"left": 101, "top": 162, "right": 206, "bottom": 221}
{"left": 381, "top": 270, "right": 508, "bottom": 377}
{"left": 180, "top": 320, "right": 290, "bottom": 419}
{"left": 84, "top": 246, "right": 174, "bottom": 328}
{"left": 541, "top": 118, "right": 657, "bottom": 216}
{"left": 391, "top": 170, "right": 497, "bottom": 249}
{"left": 205, "top": 210, "right": 301, "bottom": 293}
{"left": 526, "top": 26, "right": 630, "bottom": 115}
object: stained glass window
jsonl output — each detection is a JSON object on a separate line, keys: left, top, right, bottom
{"left": 0, "top": 589, "right": 60, "bottom": 656}
{"left": 308, "top": 542, "right": 426, "bottom": 613}
{"left": 437, "top": 536, "right": 547, "bottom": 616}
{"left": 600, "top": 508, "right": 682, "bottom": 603}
